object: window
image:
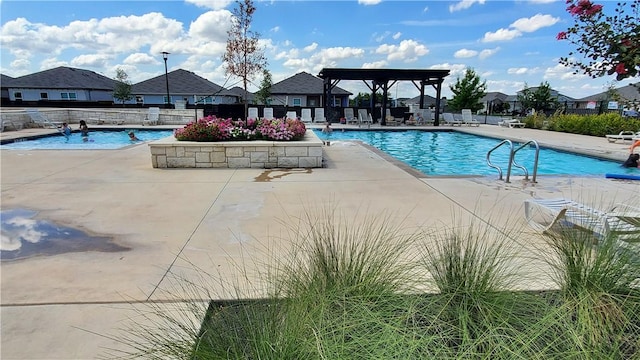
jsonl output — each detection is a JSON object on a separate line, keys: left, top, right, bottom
{"left": 14, "top": 92, "right": 22, "bottom": 100}
{"left": 60, "top": 92, "right": 77, "bottom": 100}
{"left": 40, "top": 92, "right": 48, "bottom": 100}
{"left": 196, "top": 96, "right": 213, "bottom": 104}
{"left": 163, "top": 95, "right": 171, "bottom": 104}
{"left": 333, "top": 97, "right": 341, "bottom": 107}
{"left": 135, "top": 96, "right": 144, "bottom": 104}
{"left": 293, "top": 98, "right": 301, "bottom": 106}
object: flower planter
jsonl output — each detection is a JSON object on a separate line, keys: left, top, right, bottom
{"left": 149, "top": 130, "right": 323, "bottom": 169}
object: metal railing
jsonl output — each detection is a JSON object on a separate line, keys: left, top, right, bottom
{"left": 486, "top": 139, "right": 539, "bottom": 183}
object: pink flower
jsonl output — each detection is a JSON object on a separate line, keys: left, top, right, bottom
{"left": 615, "top": 63, "right": 627, "bottom": 75}
{"left": 556, "top": 31, "right": 568, "bottom": 40}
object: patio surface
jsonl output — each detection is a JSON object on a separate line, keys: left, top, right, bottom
{"left": 1, "top": 124, "right": 639, "bottom": 359}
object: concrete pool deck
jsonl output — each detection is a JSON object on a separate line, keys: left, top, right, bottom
{"left": 1, "top": 124, "right": 639, "bottom": 359}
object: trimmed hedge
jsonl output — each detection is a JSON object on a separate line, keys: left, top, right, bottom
{"left": 523, "top": 113, "right": 640, "bottom": 137}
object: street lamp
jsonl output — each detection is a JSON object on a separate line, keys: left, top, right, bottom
{"left": 162, "top": 51, "right": 171, "bottom": 109}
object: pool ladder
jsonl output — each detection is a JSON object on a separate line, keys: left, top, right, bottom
{"left": 486, "top": 139, "right": 540, "bottom": 183}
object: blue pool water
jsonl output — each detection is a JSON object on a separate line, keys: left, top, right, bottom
{"left": 1, "top": 130, "right": 174, "bottom": 150}
{"left": 315, "top": 129, "right": 635, "bottom": 176}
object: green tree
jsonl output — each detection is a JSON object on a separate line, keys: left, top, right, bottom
{"left": 349, "top": 92, "right": 388, "bottom": 107}
{"left": 255, "top": 69, "right": 272, "bottom": 105}
{"left": 223, "top": 0, "right": 267, "bottom": 119}
{"left": 557, "top": 0, "right": 639, "bottom": 80}
{"left": 517, "top": 82, "right": 558, "bottom": 114}
{"left": 113, "top": 68, "right": 133, "bottom": 105}
{"left": 447, "top": 68, "right": 487, "bottom": 112}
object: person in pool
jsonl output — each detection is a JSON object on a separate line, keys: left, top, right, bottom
{"left": 622, "top": 153, "right": 640, "bottom": 168}
{"left": 59, "top": 123, "right": 72, "bottom": 138}
{"left": 128, "top": 131, "right": 140, "bottom": 141}
{"left": 78, "top": 120, "right": 89, "bottom": 137}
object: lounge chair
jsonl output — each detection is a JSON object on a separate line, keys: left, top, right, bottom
{"left": 417, "top": 109, "right": 434, "bottom": 126}
{"left": 314, "top": 108, "right": 326, "bottom": 123}
{"left": 461, "top": 109, "right": 479, "bottom": 127}
{"left": 358, "top": 109, "right": 372, "bottom": 126}
{"left": 301, "top": 108, "right": 313, "bottom": 123}
{"left": 442, "top": 113, "right": 462, "bottom": 126}
{"left": 384, "top": 109, "right": 398, "bottom": 126}
{"left": 498, "top": 119, "right": 525, "bottom": 128}
{"left": 605, "top": 131, "right": 638, "bottom": 143}
{"left": 26, "top": 109, "right": 62, "bottom": 128}
{"left": 248, "top": 107, "right": 259, "bottom": 120}
{"left": 286, "top": 111, "right": 297, "bottom": 120}
{"left": 263, "top": 107, "right": 274, "bottom": 120}
{"left": 344, "top": 108, "right": 357, "bottom": 124}
{"left": 524, "top": 198, "right": 640, "bottom": 242}
{"left": 143, "top": 107, "right": 160, "bottom": 126}
{"left": 1, "top": 119, "right": 24, "bottom": 132}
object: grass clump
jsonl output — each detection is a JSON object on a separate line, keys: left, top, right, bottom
{"left": 105, "top": 207, "right": 640, "bottom": 359}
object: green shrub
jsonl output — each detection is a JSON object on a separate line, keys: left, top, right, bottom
{"left": 525, "top": 112, "right": 640, "bottom": 137}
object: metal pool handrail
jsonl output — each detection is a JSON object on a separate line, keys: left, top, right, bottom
{"left": 486, "top": 139, "right": 514, "bottom": 182}
{"left": 512, "top": 140, "right": 540, "bottom": 183}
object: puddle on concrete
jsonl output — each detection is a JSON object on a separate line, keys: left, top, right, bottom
{"left": 1, "top": 209, "right": 130, "bottom": 261}
{"left": 254, "top": 168, "right": 313, "bottom": 182}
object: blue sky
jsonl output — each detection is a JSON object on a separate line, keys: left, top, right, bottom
{"left": 1, "top": 0, "right": 635, "bottom": 100}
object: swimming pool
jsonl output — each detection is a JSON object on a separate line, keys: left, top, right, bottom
{"left": 1, "top": 130, "right": 174, "bottom": 150}
{"left": 315, "top": 129, "right": 634, "bottom": 176}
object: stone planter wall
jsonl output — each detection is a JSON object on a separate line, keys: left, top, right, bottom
{"left": 149, "top": 130, "right": 323, "bottom": 169}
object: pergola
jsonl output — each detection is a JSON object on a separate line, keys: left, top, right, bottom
{"left": 317, "top": 68, "right": 450, "bottom": 126}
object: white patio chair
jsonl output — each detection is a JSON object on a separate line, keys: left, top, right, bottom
{"left": 286, "top": 111, "right": 297, "bottom": 120}
{"left": 248, "top": 107, "right": 259, "bottom": 120}
{"left": 301, "top": 108, "right": 313, "bottom": 123}
{"left": 524, "top": 198, "right": 640, "bottom": 243}
{"left": 143, "top": 107, "right": 160, "bottom": 126}
{"left": 314, "top": 108, "right": 326, "bottom": 123}
{"left": 263, "top": 107, "right": 274, "bottom": 120}
{"left": 461, "top": 109, "right": 479, "bottom": 126}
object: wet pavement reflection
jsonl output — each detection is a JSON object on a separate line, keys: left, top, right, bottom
{"left": 1, "top": 209, "right": 130, "bottom": 261}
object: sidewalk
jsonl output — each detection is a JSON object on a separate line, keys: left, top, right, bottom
{"left": 1, "top": 125, "right": 639, "bottom": 359}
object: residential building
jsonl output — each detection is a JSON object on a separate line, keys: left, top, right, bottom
{"left": 3, "top": 66, "right": 116, "bottom": 104}
{"left": 269, "top": 71, "right": 351, "bottom": 107}
{"left": 130, "top": 69, "right": 230, "bottom": 107}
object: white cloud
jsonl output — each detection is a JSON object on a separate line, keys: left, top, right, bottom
{"left": 358, "top": 0, "right": 382, "bottom": 4}
{"left": 362, "top": 60, "right": 388, "bottom": 69}
{"left": 271, "top": 26, "right": 280, "bottom": 33}
{"left": 544, "top": 63, "right": 587, "bottom": 81}
{"left": 449, "top": 0, "right": 485, "bottom": 12}
{"left": 454, "top": 49, "right": 478, "bottom": 58}
{"left": 392, "top": 32, "right": 402, "bottom": 40}
{"left": 508, "top": 67, "right": 530, "bottom": 75}
{"left": 510, "top": 14, "right": 559, "bottom": 33}
{"left": 304, "top": 42, "right": 318, "bottom": 52}
{"left": 281, "top": 46, "right": 365, "bottom": 74}
{"left": 482, "top": 13, "right": 559, "bottom": 42}
{"left": 482, "top": 28, "right": 521, "bottom": 42}
{"left": 70, "top": 54, "right": 112, "bottom": 68}
{"left": 184, "top": 0, "right": 234, "bottom": 10}
{"left": 375, "top": 39, "right": 429, "bottom": 62}
{"left": 188, "top": 10, "right": 232, "bottom": 42}
{"left": 123, "top": 53, "right": 157, "bottom": 65}
{"left": 478, "top": 47, "right": 500, "bottom": 60}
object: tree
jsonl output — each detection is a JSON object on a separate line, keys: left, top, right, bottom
{"left": 223, "top": 0, "right": 267, "bottom": 119}
{"left": 113, "top": 68, "right": 133, "bottom": 105}
{"left": 557, "top": 0, "right": 639, "bottom": 80}
{"left": 447, "top": 68, "right": 487, "bottom": 112}
{"left": 254, "top": 69, "right": 272, "bottom": 105}
{"left": 517, "top": 82, "right": 558, "bottom": 114}
{"left": 349, "top": 92, "right": 388, "bottom": 107}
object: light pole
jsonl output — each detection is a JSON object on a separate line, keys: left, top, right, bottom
{"left": 162, "top": 51, "right": 170, "bottom": 109}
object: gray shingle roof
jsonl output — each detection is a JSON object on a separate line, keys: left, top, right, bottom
{"left": 131, "top": 69, "right": 225, "bottom": 95}
{"left": 576, "top": 82, "right": 640, "bottom": 102}
{"left": 270, "top": 71, "right": 351, "bottom": 95}
{"left": 6, "top": 66, "right": 116, "bottom": 90}
{"left": 406, "top": 94, "right": 437, "bottom": 105}
{"left": 1, "top": 74, "right": 14, "bottom": 87}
